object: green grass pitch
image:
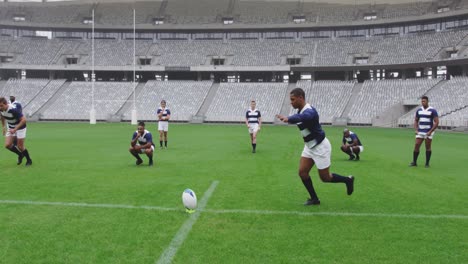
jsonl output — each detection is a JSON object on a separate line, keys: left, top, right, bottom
{"left": 0, "top": 122, "right": 467, "bottom": 264}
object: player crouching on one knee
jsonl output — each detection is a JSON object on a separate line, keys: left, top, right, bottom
{"left": 129, "top": 121, "right": 154, "bottom": 166}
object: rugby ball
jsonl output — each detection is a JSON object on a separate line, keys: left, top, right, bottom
{"left": 182, "top": 189, "right": 197, "bottom": 210}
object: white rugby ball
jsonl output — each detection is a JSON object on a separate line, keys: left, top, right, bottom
{"left": 182, "top": 189, "right": 197, "bottom": 210}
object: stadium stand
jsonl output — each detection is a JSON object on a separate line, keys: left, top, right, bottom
{"left": 1, "top": 29, "right": 467, "bottom": 67}
{"left": 24, "top": 79, "right": 66, "bottom": 116}
{"left": 165, "top": 0, "right": 229, "bottom": 24}
{"left": 348, "top": 78, "right": 439, "bottom": 124}
{"left": 41, "top": 82, "right": 134, "bottom": 120}
{"left": 1, "top": 1, "right": 466, "bottom": 26}
{"left": 205, "top": 82, "right": 287, "bottom": 123}
{"left": 288, "top": 80, "right": 355, "bottom": 123}
{"left": 0, "top": 78, "right": 50, "bottom": 107}
{"left": 122, "top": 80, "right": 213, "bottom": 121}
{"left": 233, "top": 1, "right": 294, "bottom": 24}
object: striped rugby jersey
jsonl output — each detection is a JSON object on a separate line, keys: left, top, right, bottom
{"left": 415, "top": 106, "right": 438, "bottom": 133}
{"left": 1, "top": 104, "right": 26, "bottom": 130}
{"left": 288, "top": 104, "right": 325, "bottom": 147}
{"left": 246, "top": 109, "right": 261, "bottom": 124}
{"left": 157, "top": 107, "right": 171, "bottom": 122}
{"left": 132, "top": 129, "right": 153, "bottom": 146}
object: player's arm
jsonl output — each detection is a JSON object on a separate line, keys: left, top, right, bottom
{"left": 10, "top": 116, "right": 26, "bottom": 133}
{"left": 258, "top": 112, "right": 262, "bottom": 130}
{"left": 157, "top": 109, "right": 163, "bottom": 119}
{"left": 131, "top": 132, "right": 139, "bottom": 147}
{"left": 413, "top": 116, "right": 419, "bottom": 134}
{"left": 348, "top": 134, "right": 359, "bottom": 147}
{"left": 284, "top": 110, "right": 315, "bottom": 124}
{"left": 165, "top": 110, "right": 171, "bottom": 121}
{"left": 1, "top": 116, "right": 5, "bottom": 136}
{"left": 140, "top": 134, "right": 153, "bottom": 149}
{"left": 427, "top": 116, "right": 439, "bottom": 136}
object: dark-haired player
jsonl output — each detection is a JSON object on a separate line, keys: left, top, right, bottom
{"left": 0, "top": 97, "right": 32, "bottom": 166}
{"left": 276, "top": 88, "right": 354, "bottom": 206}
{"left": 129, "top": 121, "right": 154, "bottom": 166}
{"left": 410, "top": 96, "right": 438, "bottom": 168}
{"left": 341, "top": 128, "right": 364, "bottom": 161}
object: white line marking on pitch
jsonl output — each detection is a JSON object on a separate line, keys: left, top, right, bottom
{"left": 0, "top": 200, "right": 179, "bottom": 212}
{"left": 0, "top": 198, "right": 467, "bottom": 220}
{"left": 156, "top": 180, "right": 219, "bottom": 264}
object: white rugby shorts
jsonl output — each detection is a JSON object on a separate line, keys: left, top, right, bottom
{"left": 301, "top": 137, "right": 331, "bottom": 170}
{"left": 5, "top": 127, "right": 27, "bottom": 139}
{"left": 248, "top": 123, "right": 259, "bottom": 134}
{"left": 416, "top": 131, "right": 434, "bottom": 140}
{"left": 140, "top": 145, "right": 155, "bottom": 153}
{"left": 158, "top": 121, "right": 169, "bottom": 132}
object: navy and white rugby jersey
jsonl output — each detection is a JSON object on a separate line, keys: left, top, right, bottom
{"left": 132, "top": 129, "right": 153, "bottom": 146}
{"left": 415, "top": 106, "right": 438, "bottom": 133}
{"left": 342, "top": 131, "right": 362, "bottom": 146}
{"left": 157, "top": 107, "right": 171, "bottom": 121}
{"left": 1, "top": 104, "right": 26, "bottom": 130}
{"left": 287, "top": 104, "right": 325, "bottom": 147}
{"left": 246, "top": 109, "right": 261, "bottom": 124}
{"left": 10, "top": 101, "right": 22, "bottom": 114}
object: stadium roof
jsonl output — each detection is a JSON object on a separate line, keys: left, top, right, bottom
{"left": 4, "top": 0, "right": 434, "bottom": 4}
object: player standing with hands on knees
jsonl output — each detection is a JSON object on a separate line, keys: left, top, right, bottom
{"left": 157, "top": 100, "right": 170, "bottom": 149}
{"left": 245, "top": 100, "right": 261, "bottom": 153}
{"left": 276, "top": 88, "right": 354, "bottom": 206}
{"left": 129, "top": 121, "right": 154, "bottom": 166}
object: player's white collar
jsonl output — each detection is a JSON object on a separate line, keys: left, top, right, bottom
{"left": 299, "top": 104, "right": 311, "bottom": 114}
{"left": 249, "top": 108, "right": 258, "bottom": 112}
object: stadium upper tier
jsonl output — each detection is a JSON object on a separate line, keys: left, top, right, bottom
{"left": 1, "top": 29, "right": 467, "bottom": 67}
{"left": 0, "top": 0, "right": 468, "bottom": 28}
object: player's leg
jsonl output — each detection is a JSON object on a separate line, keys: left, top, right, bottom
{"left": 299, "top": 157, "right": 320, "bottom": 205}
{"left": 16, "top": 129, "right": 32, "bottom": 166}
{"left": 317, "top": 167, "right": 355, "bottom": 196}
{"left": 252, "top": 129, "right": 258, "bottom": 153}
{"left": 424, "top": 138, "right": 432, "bottom": 167}
{"left": 341, "top": 145, "right": 355, "bottom": 160}
{"left": 129, "top": 147, "right": 143, "bottom": 165}
{"left": 352, "top": 146, "right": 361, "bottom": 160}
{"left": 410, "top": 137, "right": 424, "bottom": 166}
{"left": 158, "top": 130, "right": 164, "bottom": 149}
{"left": 145, "top": 147, "right": 154, "bottom": 166}
{"left": 4, "top": 134, "right": 22, "bottom": 161}
{"left": 16, "top": 137, "right": 32, "bottom": 166}
{"left": 5, "top": 131, "right": 24, "bottom": 164}
{"left": 313, "top": 138, "right": 354, "bottom": 195}
{"left": 163, "top": 130, "right": 168, "bottom": 148}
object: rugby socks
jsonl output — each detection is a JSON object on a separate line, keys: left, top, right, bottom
{"left": 149, "top": 155, "right": 153, "bottom": 163}
{"left": 330, "top": 173, "right": 350, "bottom": 183}
{"left": 301, "top": 177, "right": 319, "bottom": 200}
{"left": 130, "top": 151, "right": 141, "bottom": 160}
{"left": 425, "top": 151, "right": 432, "bottom": 165}
{"left": 7, "top": 145, "right": 22, "bottom": 156}
{"left": 252, "top": 143, "right": 256, "bottom": 151}
{"left": 160, "top": 141, "right": 163, "bottom": 147}
{"left": 413, "top": 151, "right": 420, "bottom": 164}
{"left": 164, "top": 141, "right": 167, "bottom": 147}
{"left": 345, "top": 148, "right": 353, "bottom": 156}
{"left": 22, "top": 149, "right": 31, "bottom": 161}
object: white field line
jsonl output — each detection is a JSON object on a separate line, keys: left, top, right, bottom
{"left": 0, "top": 198, "right": 467, "bottom": 220}
{"left": 156, "top": 180, "right": 219, "bottom": 264}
